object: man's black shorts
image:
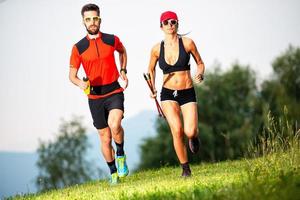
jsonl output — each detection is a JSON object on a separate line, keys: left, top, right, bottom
{"left": 88, "top": 92, "right": 124, "bottom": 129}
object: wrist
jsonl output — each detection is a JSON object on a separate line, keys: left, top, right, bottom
{"left": 199, "top": 74, "right": 204, "bottom": 80}
{"left": 120, "top": 68, "right": 127, "bottom": 74}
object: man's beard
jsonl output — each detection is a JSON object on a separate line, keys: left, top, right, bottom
{"left": 85, "top": 25, "right": 100, "bottom": 35}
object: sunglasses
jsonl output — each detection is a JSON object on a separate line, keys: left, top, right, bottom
{"left": 162, "top": 19, "right": 178, "bottom": 26}
{"left": 84, "top": 16, "right": 101, "bottom": 23}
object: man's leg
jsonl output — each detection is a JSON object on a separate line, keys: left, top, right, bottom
{"left": 108, "top": 109, "right": 125, "bottom": 155}
{"left": 88, "top": 96, "right": 120, "bottom": 184}
{"left": 108, "top": 108, "right": 129, "bottom": 177}
{"left": 98, "top": 127, "right": 115, "bottom": 162}
{"left": 97, "top": 127, "right": 118, "bottom": 184}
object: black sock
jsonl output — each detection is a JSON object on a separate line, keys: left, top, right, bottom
{"left": 181, "top": 162, "right": 190, "bottom": 171}
{"left": 115, "top": 142, "right": 124, "bottom": 156}
{"left": 107, "top": 160, "right": 117, "bottom": 174}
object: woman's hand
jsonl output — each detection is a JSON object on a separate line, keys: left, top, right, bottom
{"left": 193, "top": 72, "right": 204, "bottom": 84}
{"left": 150, "top": 89, "right": 157, "bottom": 98}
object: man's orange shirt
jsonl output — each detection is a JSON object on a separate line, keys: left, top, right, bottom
{"left": 70, "top": 32, "right": 124, "bottom": 99}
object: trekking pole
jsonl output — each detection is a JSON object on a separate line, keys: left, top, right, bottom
{"left": 143, "top": 73, "right": 165, "bottom": 118}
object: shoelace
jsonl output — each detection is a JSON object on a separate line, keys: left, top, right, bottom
{"left": 118, "top": 158, "right": 124, "bottom": 170}
{"left": 111, "top": 174, "right": 118, "bottom": 183}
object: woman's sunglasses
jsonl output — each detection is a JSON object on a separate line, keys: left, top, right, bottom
{"left": 162, "top": 19, "right": 178, "bottom": 26}
{"left": 84, "top": 16, "right": 101, "bottom": 23}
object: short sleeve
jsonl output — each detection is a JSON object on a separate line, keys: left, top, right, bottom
{"left": 114, "top": 36, "right": 124, "bottom": 53}
{"left": 70, "top": 45, "right": 81, "bottom": 69}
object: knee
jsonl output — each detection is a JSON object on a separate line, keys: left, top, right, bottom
{"left": 99, "top": 131, "right": 111, "bottom": 146}
{"left": 185, "top": 127, "right": 198, "bottom": 139}
{"left": 101, "top": 137, "right": 112, "bottom": 146}
{"left": 108, "top": 120, "right": 121, "bottom": 134}
{"left": 171, "top": 126, "right": 184, "bottom": 140}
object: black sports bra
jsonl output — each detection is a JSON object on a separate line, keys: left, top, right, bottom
{"left": 158, "top": 37, "right": 190, "bottom": 74}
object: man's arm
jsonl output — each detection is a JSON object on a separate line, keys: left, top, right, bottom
{"left": 69, "top": 66, "right": 88, "bottom": 90}
{"left": 118, "top": 46, "right": 128, "bottom": 89}
{"left": 119, "top": 46, "right": 127, "bottom": 70}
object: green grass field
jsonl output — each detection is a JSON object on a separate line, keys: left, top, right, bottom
{"left": 11, "top": 148, "right": 300, "bottom": 200}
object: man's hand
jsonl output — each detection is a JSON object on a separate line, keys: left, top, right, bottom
{"left": 120, "top": 71, "right": 128, "bottom": 89}
{"left": 78, "top": 80, "right": 88, "bottom": 90}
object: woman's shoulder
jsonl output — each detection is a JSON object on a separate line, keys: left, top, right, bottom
{"left": 181, "top": 36, "right": 196, "bottom": 52}
{"left": 181, "top": 36, "right": 194, "bottom": 45}
{"left": 152, "top": 42, "right": 161, "bottom": 49}
{"left": 151, "top": 42, "right": 161, "bottom": 55}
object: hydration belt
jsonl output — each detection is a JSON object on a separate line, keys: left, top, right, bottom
{"left": 90, "top": 81, "right": 121, "bottom": 95}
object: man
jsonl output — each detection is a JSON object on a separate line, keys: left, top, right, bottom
{"left": 69, "top": 3, "right": 129, "bottom": 184}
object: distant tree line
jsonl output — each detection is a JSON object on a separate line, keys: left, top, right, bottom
{"left": 138, "top": 45, "right": 300, "bottom": 170}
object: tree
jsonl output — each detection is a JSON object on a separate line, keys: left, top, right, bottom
{"left": 194, "top": 64, "right": 261, "bottom": 162}
{"left": 272, "top": 46, "right": 300, "bottom": 101}
{"left": 36, "top": 116, "right": 100, "bottom": 191}
{"left": 261, "top": 45, "right": 300, "bottom": 122}
{"left": 254, "top": 46, "right": 300, "bottom": 156}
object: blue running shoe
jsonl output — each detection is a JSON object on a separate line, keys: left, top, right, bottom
{"left": 116, "top": 155, "right": 129, "bottom": 177}
{"left": 110, "top": 172, "right": 119, "bottom": 185}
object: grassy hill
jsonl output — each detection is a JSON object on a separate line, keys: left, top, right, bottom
{"left": 11, "top": 149, "right": 300, "bottom": 200}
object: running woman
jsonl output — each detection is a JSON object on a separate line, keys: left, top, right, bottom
{"left": 147, "top": 11, "right": 205, "bottom": 177}
{"left": 69, "top": 3, "right": 129, "bottom": 184}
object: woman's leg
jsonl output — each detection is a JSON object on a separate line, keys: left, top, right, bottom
{"left": 161, "top": 101, "right": 188, "bottom": 164}
{"left": 181, "top": 102, "right": 200, "bottom": 153}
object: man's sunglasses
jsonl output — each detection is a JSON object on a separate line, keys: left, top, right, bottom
{"left": 84, "top": 16, "right": 101, "bottom": 23}
{"left": 162, "top": 19, "right": 178, "bottom": 26}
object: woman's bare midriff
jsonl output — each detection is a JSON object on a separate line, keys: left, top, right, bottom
{"left": 162, "top": 70, "right": 193, "bottom": 90}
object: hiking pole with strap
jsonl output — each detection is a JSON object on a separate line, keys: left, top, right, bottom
{"left": 143, "top": 73, "right": 165, "bottom": 118}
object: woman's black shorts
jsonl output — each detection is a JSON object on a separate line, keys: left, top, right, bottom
{"left": 160, "top": 87, "right": 197, "bottom": 106}
{"left": 88, "top": 92, "right": 124, "bottom": 129}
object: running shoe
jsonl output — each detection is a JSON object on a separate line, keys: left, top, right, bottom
{"left": 116, "top": 155, "right": 129, "bottom": 177}
{"left": 181, "top": 167, "right": 192, "bottom": 177}
{"left": 110, "top": 172, "right": 119, "bottom": 185}
{"left": 189, "top": 136, "right": 200, "bottom": 154}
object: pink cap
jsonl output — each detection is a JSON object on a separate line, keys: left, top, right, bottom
{"left": 160, "top": 11, "right": 178, "bottom": 22}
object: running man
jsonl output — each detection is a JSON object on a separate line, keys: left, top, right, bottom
{"left": 69, "top": 3, "right": 129, "bottom": 184}
{"left": 147, "top": 11, "right": 205, "bottom": 177}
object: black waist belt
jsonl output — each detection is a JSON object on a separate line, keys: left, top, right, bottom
{"left": 90, "top": 81, "right": 121, "bottom": 95}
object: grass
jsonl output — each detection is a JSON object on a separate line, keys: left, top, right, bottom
{"left": 10, "top": 149, "right": 300, "bottom": 200}
{"left": 9, "top": 109, "right": 300, "bottom": 200}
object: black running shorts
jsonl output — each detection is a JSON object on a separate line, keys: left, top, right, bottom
{"left": 160, "top": 87, "right": 196, "bottom": 106}
{"left": 88, "top": 92, "right": 124, "bottom": 129}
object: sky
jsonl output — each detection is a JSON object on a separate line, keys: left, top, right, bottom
{"left": 0, "top": 0, "right": 300, "bottom": 152}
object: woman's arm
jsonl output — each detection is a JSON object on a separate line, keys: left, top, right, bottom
{"left": 186, "top": 38, "right": 205, "bottom": 83}
{"left": 147, "top": 44, "right": 159, "bottom": 97}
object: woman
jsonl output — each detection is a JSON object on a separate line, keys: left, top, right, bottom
{"left": 147, "top": 11, "right": 205, "bottom": 177}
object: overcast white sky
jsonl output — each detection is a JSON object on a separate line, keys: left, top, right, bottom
{"left": 0, "top": 0, "right": 300, "bottom": 152}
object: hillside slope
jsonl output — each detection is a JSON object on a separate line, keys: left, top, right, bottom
{"left": 12, "top": 150, "right": 300, "bottom": 200}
